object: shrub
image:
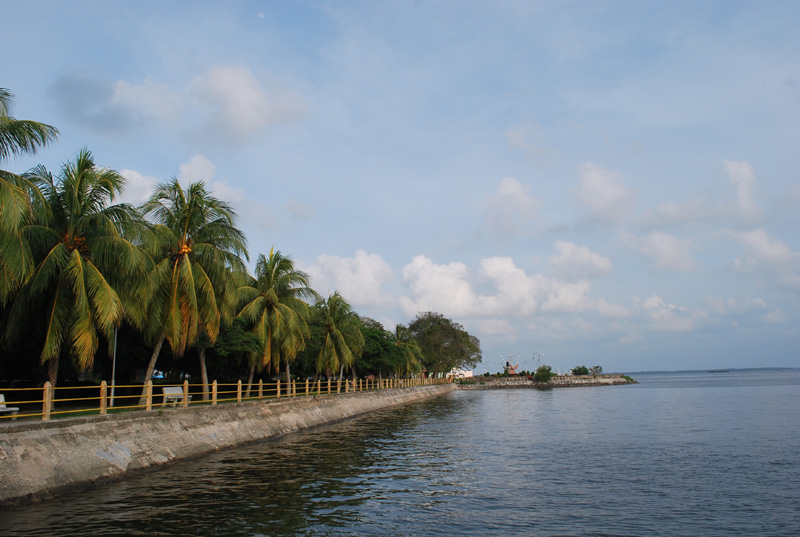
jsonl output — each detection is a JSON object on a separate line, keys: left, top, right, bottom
{"left": 572, "top": 365, "right": 589, "bottom": 376}
{"left": 533, "top": 365, "right": 554, "bottom": 382}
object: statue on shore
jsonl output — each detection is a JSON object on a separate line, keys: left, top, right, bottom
{"left": 504, "top": 360, "right": 520, "bottom": 375}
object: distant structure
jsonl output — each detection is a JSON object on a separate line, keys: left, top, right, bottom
{"left": 447, "top": 367, "right": 474, "bottom": 379}
{"left": 504, "top": 361, "right": 520, "bottom": 375}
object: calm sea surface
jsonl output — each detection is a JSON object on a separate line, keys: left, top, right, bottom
{"left": 3, "top": 369, "right": 799, "bottom": 536}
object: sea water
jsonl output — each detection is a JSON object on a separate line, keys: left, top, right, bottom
{"left": 2, "top": 369, "right": 798, "bottom": 536}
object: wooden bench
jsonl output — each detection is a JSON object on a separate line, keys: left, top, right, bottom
{"left": 0, "top": 394, "right": 20, "bottom": 419}
{"left": 162, "top": 386, "right": 192, "bottom": 406}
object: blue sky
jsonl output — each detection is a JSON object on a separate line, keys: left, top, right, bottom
{"left": 4, "top": 1, "right": 799, "bottom": 373}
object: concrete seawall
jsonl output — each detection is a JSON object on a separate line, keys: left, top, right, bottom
{"left": 0, "top": 384, "right": 456, "bottom": 505}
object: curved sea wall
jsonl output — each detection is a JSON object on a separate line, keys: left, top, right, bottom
{"left": 0, "top": 384, "right": 456, "bottom": 505}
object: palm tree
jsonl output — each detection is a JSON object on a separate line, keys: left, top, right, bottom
{"left": 393, "top": 324, "right": 423, "bottom": 377}
{"left": 137, "top": 179, "right": 248, "bottom": 403}
{"left": 3, "top": 149, "right": 146, "bottom": 387}
{"left": 315, "top": 292, "right": 365, "bottom": 387}
{"left": 0, "top": 88, "right": 58, "bottom": 303}
{"left": 237, "top": 248, "right": 318, "bottom": 396}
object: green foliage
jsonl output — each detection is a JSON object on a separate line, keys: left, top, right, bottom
{"left": 408, "top": 312, "right": 481, "bottom": 375}
{"left": 572, "top": 365, "right": 589, "bottom": 376}
{"left": 533, "top": 365, "right": 555, "bottom": 382}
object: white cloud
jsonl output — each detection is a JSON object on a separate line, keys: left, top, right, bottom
{"left": 118, "top": 169, "right": 158, "bottom": 206}
{"left": 622, "top": 230, "right": 697, "bottom": 272}
{"left": 732, "top": 229, "right": 800, "bottom": 290}
{"left": 541, "top": 280, "right": 592, "bottom": 313}
{"left": 550, "top": 240, "right": 613, "bottom": 280}
{"left": 193, "top": 66, "right": 306, "bottom": 143}
{"left": 637, "top": 295, "right": 705, "bottom": 332}
{"left": 305, "top": 250, "right": 395, "bottom": 308}
{"left": 723, "top": 160, "right": 761, "bottom": 222}
{"left": 572, "top": 163, "right": 635, "bottom": 223}
{"left": 399, "top": 255, "right": 477, "bottom": 316}
{"left": 178, "top": 154, "right": 216, "bottom": 184}
{"left": 483, "top": 177, "right": 539, "bottom": 234}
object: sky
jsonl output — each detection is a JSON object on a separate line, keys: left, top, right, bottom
{"left": 3, "top": 0, "right": 799, "bottom": 373}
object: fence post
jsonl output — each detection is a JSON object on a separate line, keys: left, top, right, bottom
{"left": 258, "top": 379, "right": 263, "bottom": 399}
{"left": 100, "top": 381, "right": 108, "bottom": 415}
{"left": 146, "top": 380, "right": 153, "bottom": 411}
{"left": 43, "top": 381, "right": 52, "bottom": 421}
{"left": 237, "top": 380, "right": 242, "bottom": 403}
{"left": 182, "top": 380, "right": 189, "bottom": 408}
{"left": 212, "top": 380, "right": 218, "bottom": 405}
{"left": 292, "top": 380, "right": 297, "bottom": 397}
{"left": 277, "top": 380, "right": 281, "bottom": 399}
{"left": 327, "top": 378, "right": 331, "bottom": 394}
{"left": 305, "top": 378, "right": 309, "bottom": 396}
{"left": 345, "top": 379, "right": 349, "bottom": 393}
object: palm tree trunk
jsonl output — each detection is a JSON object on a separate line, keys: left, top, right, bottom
{"left": 285, "top": 360, "right": 291, "bottom": 396}
{"left": 47, "top": 355, "right": 59, "bottom": 388}
{"left": 47, "top": 355, "right": 60, "bottom": 412}
{"left": 338, "top": 364, "right": 345, "bottom": 393}
{"left": 245, "top": 360, "right": 256, "bottom": 398}
{"left": 138, "top": 333, "right": 165, "bottom": 405}
{"left": 199, "top": 346, "right": 209, "bottom": 401}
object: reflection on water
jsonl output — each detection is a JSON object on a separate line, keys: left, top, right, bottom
{"left": 3, "top": 370, "right": 799, "bottom": 536}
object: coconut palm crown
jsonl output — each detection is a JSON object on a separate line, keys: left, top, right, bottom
{"left": 315, "top": 291, "right": 365, "bottom": 377}
{"left": 139, "top": 179, "right": 249, "bottom": 362}
{"left": 4, "top": 149, "right": 145, "bottom": 379}
{"left": 0, "top": 88, "right": 59, "bottom": 303}
{"left": 237, "top": 248, "right": 319, "bottom": 373}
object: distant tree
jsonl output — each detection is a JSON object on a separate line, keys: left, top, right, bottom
{"left": 408, "top": 312, "right": 481, "bottom": 375}
{"left": 589, "top": 365, "right": 603, "bottom": 375}
{"left": 533, "top": 365, "right": 555, "bottom": 382}
{"left": 572, "top": 365, "right": 589, "bottom": 376}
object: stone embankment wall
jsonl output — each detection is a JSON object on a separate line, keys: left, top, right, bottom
{"left": 0, "top": 384, "right": 456, "bottom": 505}
{"left": 459, "top": 374, "right": 634, "bottom": 389}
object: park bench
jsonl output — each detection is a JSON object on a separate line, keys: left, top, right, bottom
{"left": 162, "top": 386, "right": 191, "bottom": 406}
{"left": 0, "top": 394, "right": 20, "bottom": 419}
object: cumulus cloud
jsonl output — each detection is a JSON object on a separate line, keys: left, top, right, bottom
{"left": 541, "top": 280, "right": 592, "bottom": 313}
{"left": 399, "top": 254, "right": 618, "bottom": 320}
{"left": 621, "top": 230, "right": 697, "bottom": 272}
{"left": 399, "top": 255, "right": 477, "bottom": 316}
{"left": 572, "top": 163, "right": 635, "bottom": 223}
{"left": 483, "top": 177, "right": 540, "bottom": 234}
{"left": 305, "top": 250, "right": 395, "bottom": 308}
{"left": 636, "top": 295, "right": 705, "bottom": 332}
{"left": 192, "top": 66, "right": 306, "bottom": 143}
{"left": 723, "top": 160, "right": 761, "bottom": 222}
{"left": 178, "top": 154, "right": 216, "bottom": 183}
{"left": 118, "top": 169, "right": 159, "bottom": 206}
{"left": 550, "top": 240, "right": 613, "bottom": 280}
{"left": 731, "top": 229, "right": 800, "bottom": 290}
